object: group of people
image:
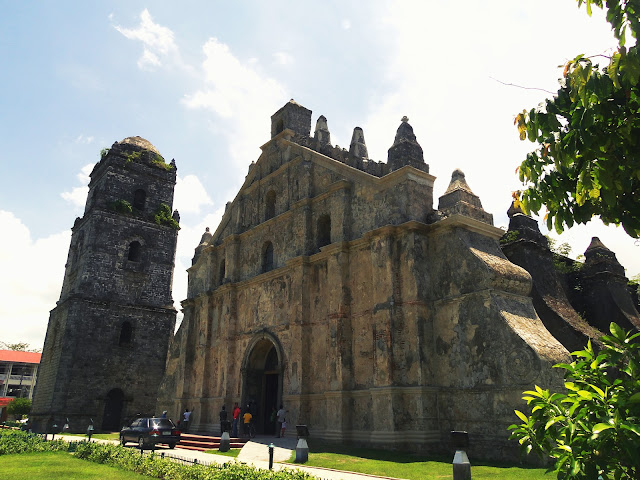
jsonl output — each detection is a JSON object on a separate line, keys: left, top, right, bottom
{"left": 218, "top": 402, "right": 287, "bottom": 438}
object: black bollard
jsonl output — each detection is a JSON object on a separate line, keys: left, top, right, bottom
{"left": 268, "top": 443, "right": 274, "bottom": 470}
{"left": 451, "top": 431, "right": 471, "bottom": 480}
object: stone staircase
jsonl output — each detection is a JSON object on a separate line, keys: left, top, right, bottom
{"left": 176, "top": 433, "right": 248, "bottom": 452}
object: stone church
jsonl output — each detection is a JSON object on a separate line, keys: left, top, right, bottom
{"left": 155, "top": 100, "right": 574, "bottom": 459}
{"left": 31, "top": 99, "right": 639, "bottom": 460}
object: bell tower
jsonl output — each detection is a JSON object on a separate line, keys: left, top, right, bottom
{"left": 31, "top": 137, "right": 179, "bottom": 432}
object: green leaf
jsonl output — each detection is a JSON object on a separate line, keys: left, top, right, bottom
{"left": 610, "top": 322, "right": 625, "bottom": 341}
{"left": 620, "top": 424, "right": 640, "bottom": 436}
{"left": 592, "top": 423, "right": 614, "bottom": 434}
{"left": 515, "top": 410, "right": 529, "bottom": 423}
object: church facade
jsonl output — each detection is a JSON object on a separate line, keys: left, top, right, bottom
{"left": 156, "top": 100, "right": 570, "bottom": 458}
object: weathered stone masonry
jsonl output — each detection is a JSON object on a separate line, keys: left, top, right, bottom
{"left": 31, "top": 137, "right": 179, "bottom": 433}
{"left": 157, "top": 100, "right": 571, "bottom": 460}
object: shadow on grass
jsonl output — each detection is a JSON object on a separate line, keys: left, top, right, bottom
{"left": 303, "top": 439, "right": 544, "bottom": 471}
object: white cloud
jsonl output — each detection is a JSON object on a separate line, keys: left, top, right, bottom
{"left": 75, "top": 135, "right": 95, "bottom": 145}
{"left": 61, "top": 163, "right": 94, "bottom": 208}
{"left": 0, "top": 211, "right": 70, "bottom": 349}
{"left": 273, "top": 52, "right": 294, "bottom": 66}
{"left": 174, "top": 174, "right": 214, "bottom": 214}
{"left": 172, "top": 207, "right": 226, "bottom": 326}
{"left": 113, "top": 9, "right": 180, "bottom": 70}
{"left": 341, "top": 19, "right": 351, "bottom": 30}
{"left": 182, "top": 37, "right": 287, "bottom": 166}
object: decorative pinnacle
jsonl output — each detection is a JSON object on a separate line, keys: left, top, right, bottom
{"left": 401, "top": 116, "right": 409, "bottom": 123}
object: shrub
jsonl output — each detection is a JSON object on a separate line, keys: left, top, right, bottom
{"left": 0, "top": 430, "right": 69, "bottom": 455}
{"left": 6, "top": 398, "right": 31, "bottom": 420}
{"left": 154, "top": 204, "right": 180, "bottom": 230}
{"left": 508, "top": 322, "right": 640, "bottom": 479}
{"left": 110, "top": 199, "right": 133, "bottom": 215}
{"left": 73, "top": 441, "right": 317, "bottom": 480}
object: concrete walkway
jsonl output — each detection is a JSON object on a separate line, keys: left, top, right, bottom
{"left": 58, "top": 434, "right": 400, "bottom": 480}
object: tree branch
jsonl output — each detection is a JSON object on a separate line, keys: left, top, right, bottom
{"left": 490, "top": 76, "right": 556, "bottom": 95}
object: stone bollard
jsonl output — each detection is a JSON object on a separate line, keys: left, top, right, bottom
{"left": 451, "top": 431, "right": 471, "bottom": 480}
{"left": 295, "top": 438, "right": 309, "bottom": 463}
{"left": 219, "top": 431, "right": 230, "bottom": 452}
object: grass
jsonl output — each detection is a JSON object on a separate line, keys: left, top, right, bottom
{"left": 204, "top": 448, "right": 241, "bottom": 457}
{"left": 0, "top": 451, "right": 153, "bottom": 479}
{"left": 64, "top": 432, "right": 120, "bottom": 441}
{"left": 288, "top": 441, "right": 552, "bottom": 480}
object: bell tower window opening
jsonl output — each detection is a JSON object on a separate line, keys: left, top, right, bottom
{"left": 119, "top": 321, "right": 133, "bottom": 346}
{"left": 128, "top": 241, "right": 142, "bottom": 262}
{"left": 262, "top": 241, "right": 274, "bottom": 273}
{"left": 219, "top": 259, "right": 226, "bottom": 284}
{"left": 133, "top": 189, "right": 146, "bottom": 211}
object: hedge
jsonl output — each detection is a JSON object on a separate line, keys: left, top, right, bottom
{"left": 0, "top": 430, "right": 317, "bottom": 480}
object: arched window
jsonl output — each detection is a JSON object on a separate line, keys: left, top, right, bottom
{"left": 219, "top": 259, "right": 226, "bottom": 284}
{"left": 128, "top": 241, "right": 142, "bottom": 262}
{"left": 265, "top": 190, "right": 276, "bottom": 221}
{"left": 119, "top": 321, "right": 133, "bottom": 346}
{"left": 317, "top": 214, "right": 331, "bottom": 249}
{"left": 262, "top": 241, "right": 274, "bottom": 273}
{"left": 133, "top": 189, "right": 146, "bottom": 210}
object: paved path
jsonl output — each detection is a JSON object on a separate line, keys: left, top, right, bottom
{"left": 58, "top": 434, "right": 400, "bottom": 480}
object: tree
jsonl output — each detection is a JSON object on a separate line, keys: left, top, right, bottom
{"left": 515, "top": 0, "right": 640, "bottom": 238}
{"left": 0, "top": 341, "right": 40, "bottom": 353}
{"left": 508, "top": 323, "right": 640, "bottom": 479}
{"left": 6, "top": 398, "right": 32, "bottom": 420}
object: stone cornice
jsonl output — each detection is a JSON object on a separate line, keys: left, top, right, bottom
{"left": 429, "top": 214, "right": 503, "bottom": 239}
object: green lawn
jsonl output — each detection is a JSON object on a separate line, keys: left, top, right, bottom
{"left": 0, "top": 452, "right": 153, "bottom": 479}
{"left": 290, "top": 441, "right": 552, "bottom": 480}
{"left": 204, "top": 448, "right": 241, "bottom": 457}
{"left": 64, "top": 432, "right": 120, "bottom": 441}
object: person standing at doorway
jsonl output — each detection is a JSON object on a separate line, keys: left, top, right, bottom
{"left": 183, "top": 409, "right": 191, "bottom": 433}
{"left": 276, "top": 404, "right": 286, "bottom": 438}
{"left": 242, "top": 407, "right": 253, "bottom": 438}
{"left": 231, "top": 402, "right": 240, "bottom": 437}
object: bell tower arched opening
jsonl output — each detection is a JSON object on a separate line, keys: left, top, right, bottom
{"left": 241, "top": 334, "right": 283, "bottom": 435}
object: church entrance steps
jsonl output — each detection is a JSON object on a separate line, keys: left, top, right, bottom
{"left": 177, "top": 433, "right": 247, "bottom": 451}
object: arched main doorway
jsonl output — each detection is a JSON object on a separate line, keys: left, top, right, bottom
{"left": 242, "top": 335, "right": 282, "bottom": 435}
{"left": 102, "top": 388, "right": 124, "bottom": 431}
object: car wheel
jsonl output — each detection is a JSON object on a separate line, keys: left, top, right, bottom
{"left": 169, "top": 443, "right": 176, "bottom": 449}
{"left": 138, "top": 437, "right": 145, "bottom": 450}
{"left": 120, "top": 435, "right": 126, "bottom": 447}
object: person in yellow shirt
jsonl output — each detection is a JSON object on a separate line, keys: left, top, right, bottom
{"left": 243, "top": 408, "right": 253, "bottom": 437}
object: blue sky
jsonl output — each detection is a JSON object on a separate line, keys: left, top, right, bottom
{"left": 1, "top": 1, "right": 638, "bottom": 348}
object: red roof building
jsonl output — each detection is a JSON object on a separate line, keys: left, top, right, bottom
{"left": 0, "top": 350, "right": 41, "bottom": 421}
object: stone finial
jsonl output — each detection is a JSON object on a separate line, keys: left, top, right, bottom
{"left": 401, "top": 116, "right": 409, "bottom": 123}
{"left": 443, "top": 169, "right": 474, "bottom": 196}
{"left": 199, "top": 227, "right": 213, "bottom": 246}
{"left": 438, "top": 169, "right": 493, "bottom": 225}
{"left": 585, "top": 237, "right": 609, "bottom": 253}
{"left": 507, "top": 200, "right": 526, "bottom": 218}
{"left": 314, "top": 115, "right": 331, "bottom": 145}
{"left": 170, "top": 158, "right": 176, "bottom": 169}
{"left": 172, "top": 210, "right": 180, "bottom": 223}
{"left": 387, "top": 117, "right": 427, "bottom": 172}
{"left": 583, "top": 237, "right": 625, "bottom": 276}
{"left": 349, "top": 127, "right": 369, "bottom": 159}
